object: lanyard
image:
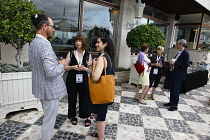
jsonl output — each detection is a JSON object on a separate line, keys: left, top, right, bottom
{"left": 157, "top": 55, "right": 161, "bottom": 63}
{"left": 75, "top": 50, "right": 85, "bottom": 66}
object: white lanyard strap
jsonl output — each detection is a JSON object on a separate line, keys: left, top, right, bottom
{"left": 157, "top": 55, "right": 161, "bottom": 63}
{"left": 75, "top": 50, "right": 85, "bottom": 65}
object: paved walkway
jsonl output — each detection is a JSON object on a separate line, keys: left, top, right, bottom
{"left": 0, "top": 81, "right": 210, "bottom": 140}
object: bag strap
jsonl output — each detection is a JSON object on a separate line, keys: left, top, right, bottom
{"left": 102, "top": 56, "right": 107, "bottom": 76}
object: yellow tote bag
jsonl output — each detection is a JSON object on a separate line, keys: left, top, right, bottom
{"left": 88, "top": 57, "right": 115, "bottom": 104}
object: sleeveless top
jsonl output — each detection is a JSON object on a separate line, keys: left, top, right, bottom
{"left": 101, "top": 54, "right": 115, "bottom": 76}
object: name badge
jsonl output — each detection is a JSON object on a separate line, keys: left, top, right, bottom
{"left": 153, "top": 68, "right": 158, "bottom": 75}
{"left": 76, "top": 74, "right": 83, "bottom": 83}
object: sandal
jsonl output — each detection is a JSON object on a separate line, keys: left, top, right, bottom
{"left": 90, "top": 132, "right": 98, "bottom": 137}
{"left": 71, "top": 117, "right": 78, "bottom": 125}
{"left": 85, "top": 119, "right": 91, "bottom": 127}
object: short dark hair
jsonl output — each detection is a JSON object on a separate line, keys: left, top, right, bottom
{"left": 73, "top": 35, "right": 88, "bottom": 51}
{"left": 98, "top": 36, "right": 114, "bottom": 62}
{"left": 31, "top": 14, "right": 50, "bottom": 30}
{"left": 140, "top": 44, "right": 149, "bottom": 52}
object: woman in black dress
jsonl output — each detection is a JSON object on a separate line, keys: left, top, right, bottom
{"left": 64, "top": 35, "right": 92, "bottom": 127}
{"left": 89, "top": 36, "right": 115, "bottom": 140}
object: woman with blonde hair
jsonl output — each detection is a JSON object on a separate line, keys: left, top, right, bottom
{"left": 149, "top": 46, "right": 165, "bottom": 100}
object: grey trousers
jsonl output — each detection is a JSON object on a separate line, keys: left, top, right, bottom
{"left": 40, "top": 99, "right": 59, "bottom": 140}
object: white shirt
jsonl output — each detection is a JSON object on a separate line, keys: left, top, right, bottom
{"left": 36, "top": 34, "right": 50, "bottom": 43}
{"left": 142, "top": 53, "right": 151, "bottom": 73}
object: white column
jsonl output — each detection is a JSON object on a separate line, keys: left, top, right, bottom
{"left": 165, "top": 14, "right": 177, "bottom": 59}
{"left": 115, "top": 0, "right": 135, "bottom": 68}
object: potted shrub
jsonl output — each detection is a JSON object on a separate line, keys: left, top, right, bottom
{"left": 0, "top": 0, "right": 43, "bottom": 118}
{"left": 126, "top": 24, "right": 165, "bottom": 84}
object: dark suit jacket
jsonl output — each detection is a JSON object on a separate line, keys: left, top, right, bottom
{"left": 173, "top": 49, "right": 190, "bottom": 80}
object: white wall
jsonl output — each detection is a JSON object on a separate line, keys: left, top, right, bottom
{"left": 168, "top": 48, "right": 210, "bottom": 64}
{"left": 0, "top": 43, "right": 29, "bottom": 65}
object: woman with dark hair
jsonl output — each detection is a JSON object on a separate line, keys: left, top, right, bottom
{"left": 88, "top": 36, "right": 115, "bottom": 140}
{"left": 64, "top": 35, "right": 92, "bottom": 127}
{"left": 134, "top": 44, "right": 151, "bottom": 105}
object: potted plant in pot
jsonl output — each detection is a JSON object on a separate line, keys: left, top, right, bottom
{"left": 126, "top": 24, "right": 165, "bottom": 84}
{"left": 0, "top": 0, "right": 43, "bottom": 118}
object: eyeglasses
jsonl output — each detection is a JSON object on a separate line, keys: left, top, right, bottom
{"left": 46, "top": 24, "right": 55, "bottom": 29}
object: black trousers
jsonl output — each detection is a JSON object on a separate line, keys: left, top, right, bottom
{"left": 66, "top": 73, "right": 90, "bottom": 119}
{"left": 169, "top": 71, "right": 182, "bottom": 107}
{"left": 149, "top": 73, "right": 162, "bottom": 88}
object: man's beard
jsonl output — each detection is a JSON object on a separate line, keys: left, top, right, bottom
{"left": 46, "top": 30, "right": 53, "bottom": 40}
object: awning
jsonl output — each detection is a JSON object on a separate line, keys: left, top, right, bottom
{"left": 142, "top": 0, "right": 210, "bottom": 15}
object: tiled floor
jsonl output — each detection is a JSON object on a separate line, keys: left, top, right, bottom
{"left": 0, "top": 81, "right": 210, "bottom": 140}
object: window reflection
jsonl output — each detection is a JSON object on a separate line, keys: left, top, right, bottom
{"left": 83, "top": 1, "right": 114, "bottom": 51}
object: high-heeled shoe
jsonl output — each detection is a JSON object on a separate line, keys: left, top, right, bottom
{"left": 150, "top": 94, "right": 155, "bottom": 100}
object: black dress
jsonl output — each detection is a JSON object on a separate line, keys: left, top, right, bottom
{"left": 66, "top": 51, "right": 90, "bottom": 119}
{"left": 85, "top": 54, "right": 114, "bottom": 121}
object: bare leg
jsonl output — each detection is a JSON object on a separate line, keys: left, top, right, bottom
{"left": 96, "top": 121, "right": 106, "bottom": 140}
{"left": 139, "top": 86, "right": 150, "bottom": 102}
{"left": 151, "top": 87, "right": 156, "bottom": 100}
{"left": 93, "top": 114, "right": 105, "bottom": 140}
{"left": 135, "top": 84, "right": 142, "bottom": 99}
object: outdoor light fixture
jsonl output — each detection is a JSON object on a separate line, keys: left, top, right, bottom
{"left": 127, "top": 0, "right": 145, "bottom": 29}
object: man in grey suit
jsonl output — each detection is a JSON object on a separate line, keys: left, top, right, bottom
{"left": 29, "top": 14, "right": 67, "bottom": 140}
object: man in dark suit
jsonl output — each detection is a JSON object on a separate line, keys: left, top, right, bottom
{"left": 164, "top": 39, "right": 190, "bottom": 111}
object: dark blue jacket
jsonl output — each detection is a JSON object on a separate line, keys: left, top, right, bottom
{"left": 173, "top": 49, "right": 190, "bottom": 80}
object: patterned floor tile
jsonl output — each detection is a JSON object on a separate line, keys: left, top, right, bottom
{"left": 163, "top": 91, "right": 170, "bottom": 97}
{"left": 142, "top": 116, "right": 168, "bottom": 130}
{"left": 59, "top": 95, "right": 68, "bottom": 103}
{"left": 0, "top": 120, "right": 31, "bottom": 140}
{"left": 34, "top": 114, "right": 67, "bottom": 129}
{"left": 59, "top": 118, "right": 90, "bottom": 135}
{"left": 187, "top": 121, "right": 210, "bottom": 136}
{"left": 192, "top": 95, "right": 209, "bottom": 101}
{"left": 119, "top": 112, "right": 143, "bottom": 127}
{"left": 57, "top": 102, "right": 68, "bottom": 115}
{"left": 53, "top": 130, "right": 86, "bottom": 140}
{"left": 106, "top": 110, "right": 119, "bottom": 124}
{"left": 114, "top": 95, "right": 121, "bottom": 103}
{"left": 120, "top": 96, "right": 138, "bottom": 105}
{"left": 198, "top": 113, "right": 210, "bottom": 124}
{"left": 115, "top": 90, "right": 122, "bottom": 96}
{"left": 159, "top": 109, "right": 184, "bottom": 120}
{"left": 179, "top": 111, "right": 206, "bottom": 123}
{"left": 140, "top": 106, "right": 162, "bottom": 117}
{"left": 117, "top": 124, "right": 145, "bottom": 140}
{"left": 164, "top": 118, "right": 194, "bottom": 134}
{"left": 178, "top": 104, "right": 196, "bottom": 113}
{"left": 115, "top": 86, "right": 122, "bottom": 91}
{"left": 184, "top": 99, "right": 204, "bottom": 106}
{"left": 180, "top": 94, "right": 196, "bottom": 100}
{"left": 143, "top": 100, "right": 158, "bottom": 108}
{"left": 188, "top": 90, "right": 203, "bottom": 96}
{"left": 16, "top": 125, "right": 57, "bottom": 140}
{"left": 121, "top": 91, "right": 135, "bottom": 98}
{"left": 153, "top": 91, "right": 166, "bottom": 96}
{"left": 0, "top": 119, "right": 6, "bottom": 125}
{"left": 197, "top": 135, "right": 210, "bottom": 140}
{"left": 155, "top": 101, "right": 169, "bottom": 109}
{"left": 198, "top": 100, "right": 210, "bottom": 107}
{"left": 191, "top": 106, "right": 210, "bottom": 114}
{"left": 200, "top": 91, "right": 210, "bottom": 98}
{"left": 171, "top": 132, "right": 199, "bottom": 140}
{"left": 120, "top": 103, "right": 140, "bottom": 114}
{"left": 108, "top": 102, "right": 120, "bottom": 111}
{"left": 179, "top": 98, "right": 188, "bottom": 105}
{"left": 9, "top": 109, "right": 43, "bottom": 124}
{"left": 153, "top": 95, "right": 169, "bottom": 102}
{"left": 144, "top": 128, "right": 173, "bottom": 140}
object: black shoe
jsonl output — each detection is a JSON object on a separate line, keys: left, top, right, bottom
{"left": 168, "top": 106, "right": 178, "bottom": 111}
{"left": 164, "top": 102, "right": 172, "bottom": 106}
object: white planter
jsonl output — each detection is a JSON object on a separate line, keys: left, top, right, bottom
{"left": 129, "top": 64, "right": 139, "bottom": 85}
{"left": 0, "top": 72, "right": 42, "bottom": 118}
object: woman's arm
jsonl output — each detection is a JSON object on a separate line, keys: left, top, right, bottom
{"left": 64, "top": 51, "right": 79, "bottom": 71}
{"left": 91, "top": 56, "right": 107, "bottom": 81}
